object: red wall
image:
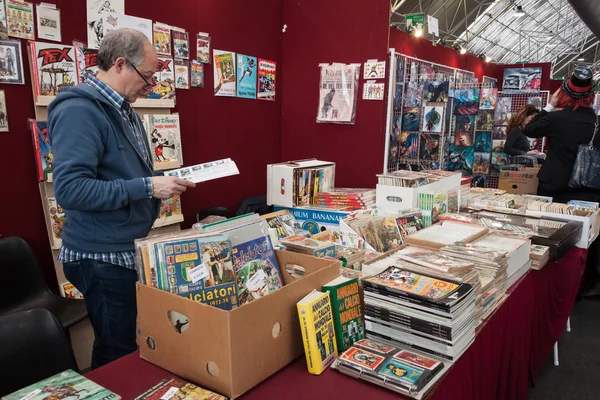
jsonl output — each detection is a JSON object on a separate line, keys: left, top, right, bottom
{"left": 280, "top": 0, "right": 391, "bottom": 188}
{"left": 0, "top": 0, "right": 283, "bottom": 290}
{"left": 389, "top": 29, "right": 498, "bottom": 81}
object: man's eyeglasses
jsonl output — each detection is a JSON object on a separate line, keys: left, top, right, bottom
{"left": 126, "top": 60, "right": 157, "bottom": 88}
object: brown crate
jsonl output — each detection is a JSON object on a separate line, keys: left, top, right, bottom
{"left": 498, "top": 167, "right": 540, "bottom": 195}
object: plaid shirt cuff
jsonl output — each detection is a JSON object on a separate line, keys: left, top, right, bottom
{"left": 143, "top": 177, "right": 153, "bottom": 199}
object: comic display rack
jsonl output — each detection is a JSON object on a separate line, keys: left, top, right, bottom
{"left": 384, "top": 50, "right": 477, "bottom": 175}
{"left": 26, "top": 48, "right": 181, "bottom": 371}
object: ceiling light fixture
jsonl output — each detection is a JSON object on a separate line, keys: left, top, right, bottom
{"left": 460, "top": 47, "right": 467, "bottom": 55}
{"left": 577, "top": 55, "right": 585, "bottom": 61}
{"left": 415, "top": 28, "right": 423, "bottom": 37}
{"left": 485, "top": 56, "right": 492, "bottom": 63}
{"left": 514, "top": 5, "right": 525, "bottom": 17}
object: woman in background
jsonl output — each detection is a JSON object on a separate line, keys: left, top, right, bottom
{"left": 504, "top": 105, "right": 539, "bottom": 156}
{"left": 524, "top": 66, "right": 600, "bottom": 297}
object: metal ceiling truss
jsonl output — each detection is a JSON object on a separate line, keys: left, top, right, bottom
{"left": 391, "top": 0, "right": 600, "bottom": 78}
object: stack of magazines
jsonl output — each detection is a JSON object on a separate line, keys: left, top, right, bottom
{"left": 440, "top": 242, "right": 509, "bottom": 320}
{"left": 530, "top": 244, "right": 550, "bottom": 270}
{"left": 395, "top": 247, "right": 483, "bottom": 321}
{"left": 331, "top": 338, "right": 449, "bottom": 399}
{"left": 316, "top": 188, "right": 376, "bottom": 210}
{"left": 362, "top": 266, "right": 476, "bottom": 361}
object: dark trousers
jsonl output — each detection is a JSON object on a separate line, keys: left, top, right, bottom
{"left": 64, "top": 259, "right": 138, "bottom": 368}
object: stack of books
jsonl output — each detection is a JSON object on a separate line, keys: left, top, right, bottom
{"left": 316, "top": 188, "right": 376, "bottom": 210}
{"left": 395, "top": 208, "right": 424, "bottom": 238}
{"left": 418, "top": 191, "right": 449, "bottom": 227}
{"left": 530, "top": 244, "right": 550, "bottom": 270}
{"left": 362, "top": 266, "right": 476, "bottom": 361}
{"left": 474, "top": 234, "right": 531, "bottom": 288}
{"left": 280, "top": 236, "right": 336, "bottom": 258}
{"left": 440, "top": 242, "right": 509, "bottom": 320}
{"left": 396, "top": 247, "right": 482, "bottom": 321}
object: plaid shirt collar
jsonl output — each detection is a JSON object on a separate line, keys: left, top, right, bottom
{"left": 86, "top": 74, "right": 130, "bottom": 111}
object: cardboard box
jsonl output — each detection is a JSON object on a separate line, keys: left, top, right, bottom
{"left": 137, "top": 250, "right": 340, "bottom": 399}
{"left": 267, "top": 159, "right": 335, "bottom": 208}
{"left": 498, "top": 167, "right": 540, "bottom": 195}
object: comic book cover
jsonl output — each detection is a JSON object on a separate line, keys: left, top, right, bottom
{"left": 399, "top": 132, "right": 419, "bottom": 159}
{"left": 7, "top": 0, "right": 33, "bottom": 40}
{"left": 101, "top": 11, "right": 152, "bottom": 47}
{"left": 73, "top": 41, "right": 98, "bottom": 83}
{"left": 144, "top": 113, "right": 183, "bottom": 170}
{"left": 156, "top": 236, "right": 238, "bottom": 310}
{"left": 0, "top": 0, "right": 8, "bottom": 39}
{"left": 421, "top": 105, "right": 443, "bottom": 133}
{"left": 36, "top": 3, "right": 61, "bottom": 42}
{"left": 419, "top": 134, "right": 440, "bottom": 161}
{"left": 0, "top": 89, "right": 7, "bottom": 132}
{"left": 474, "top": 131, "right": 492, "bottom": 153}
{"left": 47, "top": 196, "right": 65, "bottom": 248}
{"left": 153, "top": 22, "right": 171, "bottom": 56}
{"left": 257, "top": 58, "right": 276, "bottom": 101}
{"left": 86, "top": 0, "right": 124, "bottom": 50}
{"left": 172, "top": 29, "right": 189, "bottom": 59}
{"left": 190, "top": 60, "right": 204, "bottom": 88}
{"left": 453, "top": 115, "right": 475, "bottom": 146}
{"left": 213, "top": 49, "right": 236, "bottom": 97}
{"left": 29, "top": 41, "right": 76, "bottom": 97}
{"left": 142, "top": 57, "right": 175, "bottom": 100}
{"left": 158, "top": 195, "right": 182, "bottom": 220}
{"left": 364, "top": 267, "right": 460, "bottom": 299}
{"left": 479, "top": 88, "right": 497, "bottom": 110}
{"left": 174, "top": 58, "right": 189, "bottom": 89}
{"left": 29, "top": 119, "right": 52, "bottom": 181}
{"left": 60, "top": 281, "right": 83, "bottom": 299}
{"left": 401, "top": 107, "right": 420, "bottom": 131}
{"left": 473, "top": 152, "right": 490, "bottom": 174}
{"left": 236, "top": 53, "right": 256, "bottom": 99}
{"left": 196, "top": 32, "right": 210, "bottom": 63}
{"left": 2, "top": 369, "right": 120, "bottom": 400}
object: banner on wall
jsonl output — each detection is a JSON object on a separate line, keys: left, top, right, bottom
{"left": 502, "top": 67, "right": 542, "bottom": 94}
{"left": 316, "top": 63, "right": 360, "bottom": 124}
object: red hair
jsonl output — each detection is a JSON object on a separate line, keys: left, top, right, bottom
{"left": 556, "top": 88, "right": 594, "bottom": 110}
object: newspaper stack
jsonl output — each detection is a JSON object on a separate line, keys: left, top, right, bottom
{"left": 363, "top": 266, "right": 476, "bottom": 361}
{"left": 440, "top": 242, "right": 509, "bottom": 321}
{"left": 530, "top": 244, "right": 550, "bottom": 270}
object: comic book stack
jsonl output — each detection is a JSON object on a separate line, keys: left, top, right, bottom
{"left": 340, "top": 211, "right": 404, "bottom": 253}
{"left": 530, "top": 244, "right": 550, "bottom": 270}
{"left": 362, "top": 266, "right": 476, "bottom": 361}
{"left": 377, "top": 171, "right": 433, "bottom": 188}
{"left": 417, "top": 191, "right": 456, "bottom": 227}
{"left": 395, "top": 247, "right": 483, "bottom": 321}
{"left": 440, "top": 242, "right": 509, "bottom": 321}
{"left": 473, "top": 234, "right": 531, "bottom": 289}
{"left": 332, "top": 337, "right": 449, "bottom": 400}
{"left": 395, "top": 208, "right": 424, "bottom": 238}
{"left": 316, "top": 188, "right": 376, "bottom": 210}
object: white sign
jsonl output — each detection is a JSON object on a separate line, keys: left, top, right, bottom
{"left": 160, "top": 387, "right": 180, "bottom": 400}
{"left": 188, "top": 263, "right": 209, "bottom": 283}
{"left": 165, "top": 158, "right": 240, "bottom": 183}
{"left": 427, "top": 15, "right": 439, "bottom": 36}
{"left": 246, "top": 269, "right": 267, "bottom": 299}
{"left": 19, "top": 389, "right": 42, "bottom": 400}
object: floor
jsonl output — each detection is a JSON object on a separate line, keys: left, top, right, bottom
{"left": 528, "top": 296, "right": 600, "bottom": 400}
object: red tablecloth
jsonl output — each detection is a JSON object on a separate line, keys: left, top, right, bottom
{"left": 86, "top": 248, "right": 587, "bottom": 400}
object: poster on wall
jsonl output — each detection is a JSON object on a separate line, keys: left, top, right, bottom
{"left": 363, "top": 60, "right": 385, "bottom": 79}
{"left": 316, "top": 63, "right": 360, "bottom": 124}
{"left": 172, "top": 28, "right": 189, "bottom": 59}
{"left": 502, "top": 67, "right": 542, "bottom": 94}
{"left": 86, "top": 0, "right": 123, "bottom": 49}
{"left": 213, "top": 49, "right": 236, "bottom": 97}
{"left": 7, "top": 0, "right": 33, "bottom": 40}
{"left": 101, "top": 12, "right": 152, "bottom": 48}
{"left": 196, "top": 32, "right": 210, "bottom": 64}
{"left": 153, "top": 22, "right": 171, "bottom": 57}
{"left": 422, "top": 105, "right": 443, "bottom": 133}
{"left": 236, "top": 54, "right": 256, "bottom": 99}
{"left": 174, "top": 59, "right": 189, "bottom": 89}
{"left": 0, "top": 1, "right": 8, "bottom": 39}
{"left": 0, "top": 90, "right": 8, "bottom": 132}
{"left": 257, "top": 58, "right": 276, "bottom": 101}
{"left": 0, "top": 40, "right": 24, "bottom": 84}
{"left": 363, "top": 82, "right": 384, "bottom": 100}
{"left": 190, "top": 60, "right": 203, "bottom": 88}
{"left": 36, "top": 3, "right": 61, "bottom": 42}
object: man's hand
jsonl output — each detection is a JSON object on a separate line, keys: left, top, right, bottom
{"left": 549, "top": 88, "right": 561, "bottom": 107}
{"left": 151, "top": 176, "right": 196, "bottom": 199}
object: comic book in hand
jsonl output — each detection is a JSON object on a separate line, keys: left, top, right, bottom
{"left": 29, "top": 119, "right": 52, "bottom": 182}
{"left": 155, "top": 235, "right": 239, "bottom": 310}
{"left": 228, "top": 221, "right": 284, "bottom": 305}
{"left": 1, "top": 369, "right": 120, "bottom": 400}
{"left": 47, "top": 196, "right": 65, "bottom": 249}
{"left": 323, "top": 276, "right": 365, "bottom": 352}
{"left": 29, "top": 41, "right": 77, "bottom": 98}
{"left": 297, "top": 290, "right": 338, "bottom": 375}
{"left": 332, "top": 338, "right": 445, "bottom": 397}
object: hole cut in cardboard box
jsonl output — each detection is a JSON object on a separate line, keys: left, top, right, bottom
{"left": 137, "top": 250, "right": 340, "bottom": 399}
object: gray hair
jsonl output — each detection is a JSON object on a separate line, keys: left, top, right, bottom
{"left": 97, "top": 28, "right": 151, "bottom": 71}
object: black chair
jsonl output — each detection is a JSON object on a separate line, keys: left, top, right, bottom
{"left": 196, "top": 206, "right": 230, "bottom": 223}
{"left": 0, "top": 237, "right": 87, "bottom": 329}
{"left": 236, "top": 195, "right": 273, "bottom": 216}
{"left": 0, "top": 309, "right": 78, "bottom": 396}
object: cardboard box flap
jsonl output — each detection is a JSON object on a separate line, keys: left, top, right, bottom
{"left": 137, "top": 284, "right": 234, "bottom": 394}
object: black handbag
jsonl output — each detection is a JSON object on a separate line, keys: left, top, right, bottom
{"left": 569, "top": 110, "right": 600, "bottom": 190}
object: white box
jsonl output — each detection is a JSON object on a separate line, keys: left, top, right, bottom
{"left": 525, "top": 210, "right": 600, "bottom": 249}
{"left": 376, "top": 173, "right": 462, "bottom": 214}
{"left": 267, "top": 159, "right": 335, "bottom": 208}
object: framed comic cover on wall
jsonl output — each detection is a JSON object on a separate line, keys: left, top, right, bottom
{"left": 0, "top": 39, "right": 23, "bottom": 84}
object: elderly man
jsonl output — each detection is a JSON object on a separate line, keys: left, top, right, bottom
{"left": 48, "top": 28, "right": 195, "bottom": 368}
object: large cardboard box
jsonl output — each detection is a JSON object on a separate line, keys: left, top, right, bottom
{"left": 137, "top": 250, "right": 340, "bottom": 399}
{"left": 498, "top": 167, "right": 540, "bottom": 195}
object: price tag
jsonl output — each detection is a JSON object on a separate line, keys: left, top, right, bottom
{"left": 188, "top": 263, "right": 209, "bottom": 283}
{"left": 160, "top": 387, "right": 180, "bottom": 400}
{"left": 20, "top": 390, "right": 42, "bottom": 400}
{"left": 246, "top": 269, "right": 267, "bottom": 292}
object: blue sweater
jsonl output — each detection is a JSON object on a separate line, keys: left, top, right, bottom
{"left": 48, "top": 84, "right": 160, "bottom": 253}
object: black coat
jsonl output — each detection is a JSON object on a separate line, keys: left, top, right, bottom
{"left": 523, "top": 106, "right": 600, "bottom": 202}
{"left": 504, "top": 127, "right": 530, "bottom": 156}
